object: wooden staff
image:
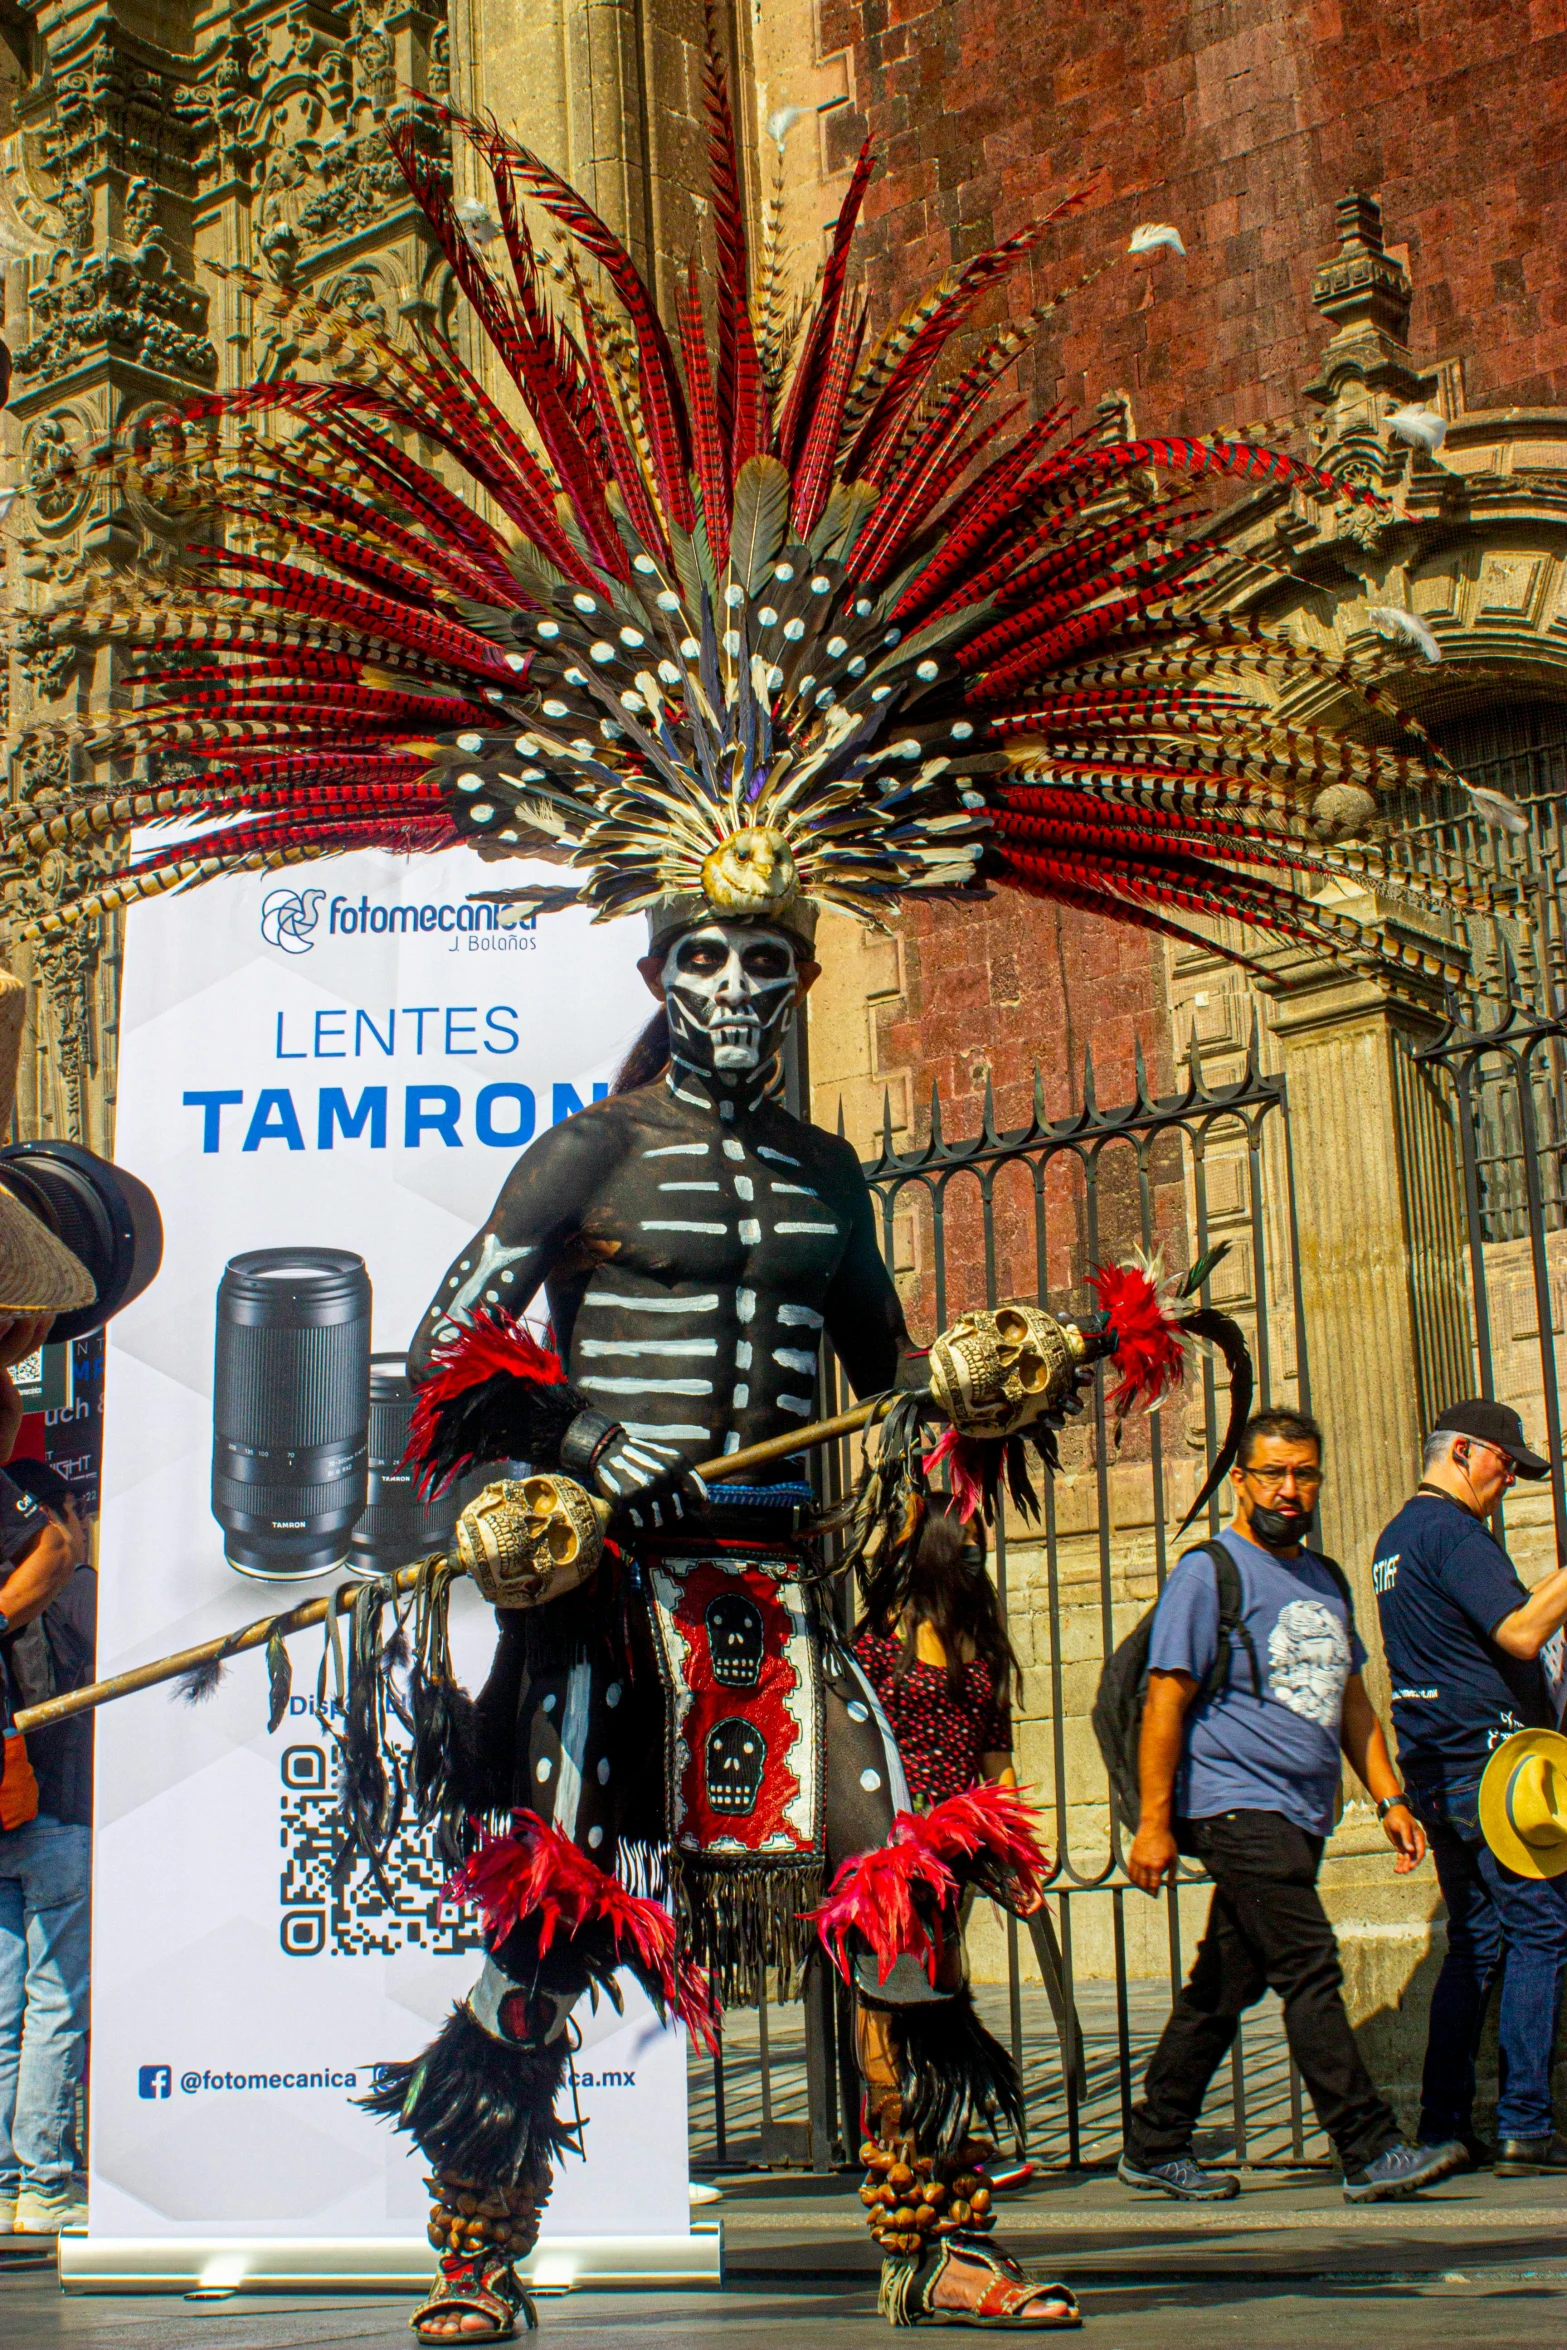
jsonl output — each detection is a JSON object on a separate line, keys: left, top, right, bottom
{"left": 12, "top": 1395, "right": 894, "bottom": 1736}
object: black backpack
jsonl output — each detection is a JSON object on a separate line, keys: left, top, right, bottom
{"left": 1091, "top": 1540, "right": 1355, "bottom": 1832}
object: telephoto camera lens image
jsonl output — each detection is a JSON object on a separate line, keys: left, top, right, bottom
{"left": 350, "top": 1352, "right": 465, "bottom": 1577}
{"left": 212, "top": 1247, "right": 371, "bottom": 1581}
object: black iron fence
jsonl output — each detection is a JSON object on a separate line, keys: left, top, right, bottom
{"left": 1416, "top": 991, "right": 1567, "bottom": 1577}
{"left": 691, "top": 1035, "right": 1325, "bottom": 2173}
{"left": 1383, "top": 736, "right": 1567, "bottom": 1017}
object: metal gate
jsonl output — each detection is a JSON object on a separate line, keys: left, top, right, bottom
{"left": 690, "top": 1033, "right": 1322, "bottom": 2173}
{"left": 1416, "top": 983, "right": 1567, "bottom": 1588}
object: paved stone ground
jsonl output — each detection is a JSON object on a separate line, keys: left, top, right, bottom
{"left": 6, "top": 2167, "right": 1567, "bottom": 2348}
{"left": 5, "top": 2268, "right": 1567, "bottom": 2349}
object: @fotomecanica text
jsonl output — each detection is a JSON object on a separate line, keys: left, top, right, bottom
{"left": 139, "top": 2064, "right": 363, "bottom": 2097}
{"left": 137, "top": 2063, "right": 640, "bottom": 2097}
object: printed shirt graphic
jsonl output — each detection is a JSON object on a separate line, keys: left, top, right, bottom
{"left": 1147, "top": 1527, "right": 1366, "bottom": 1837}
{"left": 1372, "top": 1491, "right": 1552, "bottom": 1789}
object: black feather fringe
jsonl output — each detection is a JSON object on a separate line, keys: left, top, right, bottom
{"left": 360, "top": 2004, "right": 577, "bottom": 2186}
{"left": 176, "top": 1656, "right": 227, "bottom": 1705}
{"left": 676, "top": 1859, "right": 822, "bottom": 2003}
{"left": 885, "top": 1987, "right": 1024, "bottom": 2155}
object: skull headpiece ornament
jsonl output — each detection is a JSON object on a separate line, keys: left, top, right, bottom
{"left": 454, "top": 1474, "right": 607, "bottom": 1607}
{"left": 927, "top": 1303, "right": 1090, "bottom": 1440}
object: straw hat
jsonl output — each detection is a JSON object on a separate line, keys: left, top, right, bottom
{"left": 1478, "top": 1728, "right": 1567, "bottom": 1879}
{"left": 0, "top": 971, "right": 95, "bottom": 1318}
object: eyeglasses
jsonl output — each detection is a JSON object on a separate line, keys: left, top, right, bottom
{"left": 1463, "top": 1438, "right": 1516, "bottom": 1481}
{"left": 1240, "top": 1465, "right": 1323, "bottom": 1492}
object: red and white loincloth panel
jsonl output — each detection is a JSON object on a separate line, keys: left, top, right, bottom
{"left": 642, "top": 1541, "right": 825, "bottom": 1994}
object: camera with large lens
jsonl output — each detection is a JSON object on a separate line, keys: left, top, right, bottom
{"left": 0, "top": 1141, "right": 164, "bottom": 1340}
{"left": 212, "top": 1247, "right": 371, "bottom": 1582}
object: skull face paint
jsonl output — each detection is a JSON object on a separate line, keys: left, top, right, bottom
{"left": 660, "top": 922, "right": 800, "bottom": 1078}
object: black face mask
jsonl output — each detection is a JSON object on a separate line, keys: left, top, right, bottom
{"left": 1248, "top": 1500, "right": 1312, "bottom": 1550}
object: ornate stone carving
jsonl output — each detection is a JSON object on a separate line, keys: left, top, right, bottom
{"left": 14, "top": 248, "right": 216, "bottom": 390}
{"left": 23, "top": 412, "right": 89, "bottom": 527}
{"left": 14, "top": 615, "right": 77, "bottom": 701}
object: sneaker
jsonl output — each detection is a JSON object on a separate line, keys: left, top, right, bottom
{"left": 13, "top": 2181, "right": 88, "bottom": 2234}
{"left": 0, "top": 2195, "right": 14, "bottom": 2234}
{"left": 1343, "top": 2138, "right": 1464, "bottom": 2203}
{"left": 1117, "top": 2151, "right": 1239, "bottom": 2201}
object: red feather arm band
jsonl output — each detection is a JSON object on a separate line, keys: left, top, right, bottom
{"left": 406, "top": 1310, "right": 590, "bottom": 1495}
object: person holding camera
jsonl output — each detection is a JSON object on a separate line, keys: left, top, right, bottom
{"left": 1373, "top": 1399, "right": 1567, "bottom": 2176}
{"left": 1116, "top": 1407, "right": 1463, "bottom": 2204}
{"left": 0, "top": 1340, "right": 94, "bottom": 2240}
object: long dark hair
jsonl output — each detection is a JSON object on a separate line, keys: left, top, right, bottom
{"left": 864, "top": 1504, "right": 1023, "bottom": 1701}
{"left": 611, "top": 1008, "right": 670, "bottom": 1093}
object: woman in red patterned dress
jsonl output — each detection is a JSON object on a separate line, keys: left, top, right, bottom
{"left": 853, "top": 1505, "right": 1047, "bottom": 2194}
{"left": 854, "top": 1506, "right": 1024, "bottom": 1808}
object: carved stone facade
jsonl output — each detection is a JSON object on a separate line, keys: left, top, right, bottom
{"left": 0, "top": 0, "right": 749, "bottom": 1141}
{"left": 0, "top": 0, "right": 458, "bottom": 1143}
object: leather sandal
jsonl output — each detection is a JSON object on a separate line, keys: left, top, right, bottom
{"left": 881, "top": 2237, "right": 1082, "bottom": 2328}
{"left": 410, "top": 2250, "right": 537, "bottom": 2339}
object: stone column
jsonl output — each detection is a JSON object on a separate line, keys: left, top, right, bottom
{"left": 455, "top": 0, "right": 709, "bottom": 301}
{"left": 1256, "top": 894, "right": 1474, "bottom": 1678}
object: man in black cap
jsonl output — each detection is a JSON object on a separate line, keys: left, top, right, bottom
{"left": 1373, "top": 1399, "right": 1567, "bottom": 2175}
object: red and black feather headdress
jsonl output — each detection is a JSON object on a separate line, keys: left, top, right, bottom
{"left": 7, "top": 15, "right": 1507, "bottom": 962}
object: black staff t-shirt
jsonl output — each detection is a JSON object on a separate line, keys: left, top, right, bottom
{"left": 1372, "top": 1490, "right": 1553, "bottom": 1786}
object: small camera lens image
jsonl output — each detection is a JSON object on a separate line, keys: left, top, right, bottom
{"left": 350, "top": 1352, "right": 466, "bottom": 1577}
{"left": 212, "top": 1247, "right": 371, "bottom": 1581}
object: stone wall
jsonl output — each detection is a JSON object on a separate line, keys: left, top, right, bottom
{"left": 818, "top": 0, "right": 1567, "bottom": 432}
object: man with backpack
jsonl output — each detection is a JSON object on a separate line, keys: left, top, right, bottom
{"left": 1113, "top": 1407, "right": 1464, "bottom": 2202}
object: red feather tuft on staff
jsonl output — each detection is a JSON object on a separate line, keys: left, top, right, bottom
{"left": 1087, "top": 1260, "right": 1189, "bottom": 1420}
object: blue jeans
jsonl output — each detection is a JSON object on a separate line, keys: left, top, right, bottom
{"left": 1414, "top": 1781, "right": 1567, "bottom": 2143}
{"left": 0, "top": 1814, "right": 92, "bottom": 2196}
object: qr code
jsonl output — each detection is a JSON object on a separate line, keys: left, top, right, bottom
{"left": 279, "top": 1736, "right": 483, "bottom": 1961}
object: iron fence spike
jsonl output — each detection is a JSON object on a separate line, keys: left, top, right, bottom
{"left": 1082, "top": 1043, "right": 1097, "bottom": 1115}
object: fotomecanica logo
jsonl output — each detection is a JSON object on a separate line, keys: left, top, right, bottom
{"left": 259, "top": 886, "right": 537, "bottom": 953}
{"left": 138, "top": 2063, "right": 172, "bottom": 2099}
{"left": 260, "top": 886, "right": 325, "bottom": 954}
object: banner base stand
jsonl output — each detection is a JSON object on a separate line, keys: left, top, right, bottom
{"left": 57, "top": 2225, "right": 722, "bottom": 2294}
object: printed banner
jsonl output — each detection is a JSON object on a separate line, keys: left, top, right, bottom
{"left": 88, "top": 848, "right": 692, "bottom": 2243}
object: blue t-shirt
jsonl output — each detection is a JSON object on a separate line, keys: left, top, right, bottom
{"left": 1372, "top": 1491, "right": 1551, "bottom": 1791}
{"left": 1148, "top": 1527, "right": 1366, "bottom": 1837}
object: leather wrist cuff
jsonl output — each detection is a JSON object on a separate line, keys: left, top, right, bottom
{"left": 559, "top": 1409, "right": 620, "bottom": 1481}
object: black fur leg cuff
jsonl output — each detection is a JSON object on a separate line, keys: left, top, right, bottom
{"left": 884, "top": 1987, "right": 1024, "bottom": 2155}
{"left": 361, "top": 2003, "right": 577, "bottom": 2188}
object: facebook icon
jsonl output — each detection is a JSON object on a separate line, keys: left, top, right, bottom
{"left": 138, "top": 2064, "right": 171, "bottom": 2100}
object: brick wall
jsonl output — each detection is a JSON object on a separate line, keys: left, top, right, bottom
{"left": 823, "top": 0, "right": 1567, "bottom": 428}
{"left": 803, "top": 0, "right": 1566, "bottom": 1214}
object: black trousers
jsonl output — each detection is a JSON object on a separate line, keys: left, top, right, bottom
{"left": 1124, "top": 1808, "right": 1398, "bottom": 2175}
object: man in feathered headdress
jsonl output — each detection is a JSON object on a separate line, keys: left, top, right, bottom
{"left": 378, "top": 852, "right": 1113, "bottom": 2336}
{"left": 4, "top": 10, "right": 1506, "bottom": 2333}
